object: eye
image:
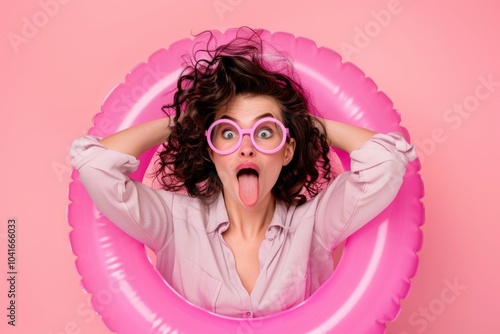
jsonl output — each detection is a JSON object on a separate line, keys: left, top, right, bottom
{"left": 257, "top": 128, "right": 273, "bottom": 139}
{"left": 222, "top": 129, "right": 237, "bottom": 139}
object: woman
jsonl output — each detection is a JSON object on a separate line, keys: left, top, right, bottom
{"left": 70, "top": 28, "right": 416, "bottom": 318}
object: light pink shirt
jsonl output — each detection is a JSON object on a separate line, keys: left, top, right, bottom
{"left": 70, "top": 132, "right": 416, "bottom": 318}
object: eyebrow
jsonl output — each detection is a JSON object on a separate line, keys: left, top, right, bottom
{"left": 220, "top": 113, "right": 276, "bottom": 122}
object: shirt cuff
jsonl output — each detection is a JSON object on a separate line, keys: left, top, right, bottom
{"left": 350, "top": 132, "right": 416, "bottom": 173}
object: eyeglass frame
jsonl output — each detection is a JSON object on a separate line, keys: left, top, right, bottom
{"left": 205, "top": 117, "right": 291, "bottom": 155}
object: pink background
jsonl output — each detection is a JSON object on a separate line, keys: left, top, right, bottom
{"left": 1, "top": 0, "right": 499, "bottom": 333}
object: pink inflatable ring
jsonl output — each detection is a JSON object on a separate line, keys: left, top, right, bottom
{"left": 68, "top": 28, "right": 424, "bottom": 333}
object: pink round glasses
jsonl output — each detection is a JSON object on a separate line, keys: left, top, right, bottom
{"left": 205, "top": 117, "right": 290, "bottom": 155}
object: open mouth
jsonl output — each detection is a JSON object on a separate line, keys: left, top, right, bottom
{"left": 236, "top": 168, "right": 259, "bottom": 179}
{"left": 236, "top": 168, "right": 259, "bottom": 206}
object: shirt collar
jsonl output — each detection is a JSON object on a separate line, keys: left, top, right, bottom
{"left": 206, "top": 193, "right": 229, "bottom": 233}
{"left": 205, "top": 193, "right": 288, "bottom": 233}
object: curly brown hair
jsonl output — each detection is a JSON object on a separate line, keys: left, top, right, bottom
{"left": 155, "top": 28, "right": 333, "bottom": 206}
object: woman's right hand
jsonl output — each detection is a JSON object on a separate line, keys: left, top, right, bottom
{"left": 99, "top": 117, "right": 173, "bottom": 158}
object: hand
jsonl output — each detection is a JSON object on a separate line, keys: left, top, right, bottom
{"left": 316, "top": 117, "right": 376, "bottom": 153}
{"left": 99, "top": 117, "right": 172, "bottom": 158}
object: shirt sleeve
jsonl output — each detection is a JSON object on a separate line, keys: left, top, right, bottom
{"left": 312, "top": 132, "right": 417, "bottom": 251}
{"left": 69, "top": 135, "right": 174, "bottom": 252}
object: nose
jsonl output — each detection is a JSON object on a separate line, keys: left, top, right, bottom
{"left": 239, "top": 134, "right": 255, "bottom": 157}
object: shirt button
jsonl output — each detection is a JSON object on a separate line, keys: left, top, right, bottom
{"left": 245, "top": 312, "right": 252, "bottom": 317}
{"left": 268, "top": 237, "right": 274, "bottom": 241}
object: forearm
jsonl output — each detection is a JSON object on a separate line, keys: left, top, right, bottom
{"left": 99, "top": 117, "right": 172, "bottom": 158}
{"left": 319, "top": 118, "right": 376, "bottom": 154}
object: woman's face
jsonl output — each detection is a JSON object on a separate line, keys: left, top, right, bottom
{"left": 208, "top": 95, "right": 295, "bottom": 210}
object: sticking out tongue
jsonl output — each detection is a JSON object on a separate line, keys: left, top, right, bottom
{"left": 238, "top": 169, "right": 259, "bottom": 207}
